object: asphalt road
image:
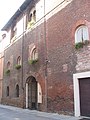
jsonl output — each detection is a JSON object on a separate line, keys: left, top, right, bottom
{"left": 0, "top": 107, "right": 53, "bottom": 120}
{"left": 0, "top": 105, "right": 84, "bottom": 120}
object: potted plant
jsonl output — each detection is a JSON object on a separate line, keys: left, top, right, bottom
{"left": 75, "top": 42, "right": 83, "bottom": 49}
{"left": 75, "top": 40, "right": 89, "bottom": 49}
{"left": 27, "top": 19, "right": 35, "bottom": 29}
{"left": 28, "top": 59, "right": 38, "bottom": 65}
{"left": 83, "top": 40, "right": 89, "bottom": 45}
{"left": 5, "top": 69, "right": 10, "bottom": 75}
{"left": 15, "top": 64, "right": 21, "bottom": 70}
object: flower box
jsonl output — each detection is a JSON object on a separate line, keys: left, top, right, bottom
{"left": 28, "top": 59, "right": 38, "bottom": 65}
{"left": 15, "top": 64, "right": 21, "bottom": 70}
{"left": 5, "top": 69, "right": 10, "bottom": 75}
{"left": 75, "top": 40, "right": 89, "bottom": 49}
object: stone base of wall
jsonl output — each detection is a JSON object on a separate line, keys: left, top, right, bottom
{"left": 1, "top": 97, "right": 45, "bottom": 112}
{"left": 1, "top": 97, "right": 73, "bottom": 115}
{"left": 1, "top": 97, "right": 24, "bottom": 108}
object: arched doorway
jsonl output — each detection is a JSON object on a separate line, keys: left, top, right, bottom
{"left": 26, "top": 76, "right": 37, "bottom": 110}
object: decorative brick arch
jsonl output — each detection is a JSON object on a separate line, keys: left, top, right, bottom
{"left": 71, "top": 20, "right": 90, "bottom": 44}
{"left": 26, "top": 76, "right": 37, "bottom": 109}
{"left": 25, "top": 73, "right": 45, "bottom": 110}
{"left": 28, "top": 43, "right": 38, "bottom": 60}
{"left": 26, "top": 72, "right": 45, "bottom": 95}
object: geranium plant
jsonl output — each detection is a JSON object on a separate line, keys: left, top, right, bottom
{"left": 15, "top": 64, "right": 21, "bottom": 70}
{"left": 5, "top": 69, "right": 10, "bottom": 75}
{"left": 28, "top": 59, "right": 38, "bottom": 65}
{"left": 75, "top": 40, "right": 89, "bottom": 49}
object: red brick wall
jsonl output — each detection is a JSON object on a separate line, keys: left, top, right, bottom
{"left": 0, "top": 54, "right": 4, "bottom": 102}
{"left": 2, "top": 0, "right": 90, "bottom": 116}
{"left": 46, "top": 0, "right": 90, "bottom": 115}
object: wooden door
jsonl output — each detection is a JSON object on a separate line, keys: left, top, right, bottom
{"left": 79, "top": 78, "right": 90, "bottom": 117}
{"left": 28, "top": 78, "right": 37, "bottom": 110}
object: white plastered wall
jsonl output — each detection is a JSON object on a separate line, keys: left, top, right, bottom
{"left": 36, "top": 0, "right": 65, "bottom": 21}
{"left": 0, "top": 30, "right": 11, "bottom": 53}
{"left": 17, "top": 15, "right": 26, "bottom": 37}
{"left": 3, "top": 0, "right": 73, "bottom": 46}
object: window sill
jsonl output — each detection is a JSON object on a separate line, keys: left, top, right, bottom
{"left": 75, "top": 40, "right": 89, "bottom": 50}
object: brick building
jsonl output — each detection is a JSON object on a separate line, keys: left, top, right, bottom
{"left": 1, "top": 0, "right": 90, "bottom": 117}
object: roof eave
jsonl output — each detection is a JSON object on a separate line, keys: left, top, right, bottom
{"left": 1, "top": 0, "right": 32, "bottom": 31}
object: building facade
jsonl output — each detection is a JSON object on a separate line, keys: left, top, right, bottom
{"left": 1, "top": 0, "right": 90, "bottom": 117}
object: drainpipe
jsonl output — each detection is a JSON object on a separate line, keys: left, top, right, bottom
{"left": 44, "top": 0, "right": 48, "bottom": 112}
{"left": 19, "top": 8, "right": 24, "bottom": 108}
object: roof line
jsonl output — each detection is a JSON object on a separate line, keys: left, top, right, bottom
{"left": 1, "top": 0, "right": 32, "bottom": 31}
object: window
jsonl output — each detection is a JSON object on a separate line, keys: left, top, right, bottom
{"left": 6, "top": 86, "right": 9, "bottom": 97}
{"left": 2, "top": 33, "right": 6, "bottom": 39}
{"left": 7, "top": 61, "right": 10, "bottom": 70}
{"left": 33, "top": 10, "right": 36, "bottom": 21}
{"left": 15, "top": 56, "right": 21, "bottom": 70}
{"left": 28, "top": 8, "right": 36, "bottom": 22}
{"left": 28, "top": 45, "right": 38, "bottom": 64}
{"left": 27, "top": 7, "right": 36, "bottom": 29}
{"left": 29, "top": 13, "right": 32, "bottom": 22}
{"left": 28, "top": 44, "right": 38, "bottom": 64}
{"left": 31, "top": 48, "right": 38, "bottom": 60}
{"left": 16, "top": 84, "right": 19, "bottom": 97}
{"left": 75, "top": 25, "right": 89, "bottom": 43}
{"left": 17, "top": 56, "right": 21, "bottom": 65}
{"left": 11, "top": 23, "right": 17, "bottom": 41}
{"left": 13, "top": 27, "right": 17, "bottom": 37}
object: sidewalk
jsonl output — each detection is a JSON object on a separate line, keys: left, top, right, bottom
{"left": 0, "top": 104, "right": 85, "bottom": 120}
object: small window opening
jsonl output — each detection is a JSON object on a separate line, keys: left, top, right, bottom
{"left": 7, "top": 61, "right": 10, "bottom": 70}
{"left": 6, "top": 86, "right": 9, "bottom": 97}
{"left": 31, "top": 48, "right": 38, "bottom": 60}
{"left": 16, "top": 84, "right": 19, "bottom": 97}
{"left": 33, "top": 10, "right": 36, "bottom": 21}
{"left": 17, "top": 56, "right": 21, "bottom": 65}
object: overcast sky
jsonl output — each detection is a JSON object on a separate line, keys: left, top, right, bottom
{"left": 0, "top": 0, "right": 25, "bottom": 30}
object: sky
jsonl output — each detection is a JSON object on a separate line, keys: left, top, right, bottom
{"left": 0, "top": 0, "right": 25, "bottom": 30}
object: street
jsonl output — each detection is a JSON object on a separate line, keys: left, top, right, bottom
{"left": 0, "top": 107, "right": 52, "bottom": 120}
{"left": 0, "top": 107, "right": 51, "bottom": 120}
{"left": 0, "top": 105, "right": 87, "bottom": 120}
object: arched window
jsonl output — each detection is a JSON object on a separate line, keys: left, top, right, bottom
{"left": 29, "top": 13, "right": 32, "bottom": 22}
{"left": 11, "top": 23, "right": 17, "bottom": 41}
{"left": 33, "top": 10, "right": 36, "bottom": 21}
{"left": 17, "top": 56, "right": 21, "bottom": 65}
{"left": 16, "top": 84, "right": 19, "bottom": 97}
{"left": 28, "top": 7, "right": 36, "bottom": 22}
{"left": 28, "top": 44, "right": 38, "bottom": 64}
{"left": 6, "top": 86, "right": 9, "bottom": 97}
{"left": 31, "top": 48, "right": 38, "bottom": 60}
{"left": 2, "top": 33, "right": 6, "bottom": 39}
{"left": 75, "top": 25, "right": 89, "bottom": 43}
{"left": 7, "top": 61, "right": 10, "bottom": 70}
